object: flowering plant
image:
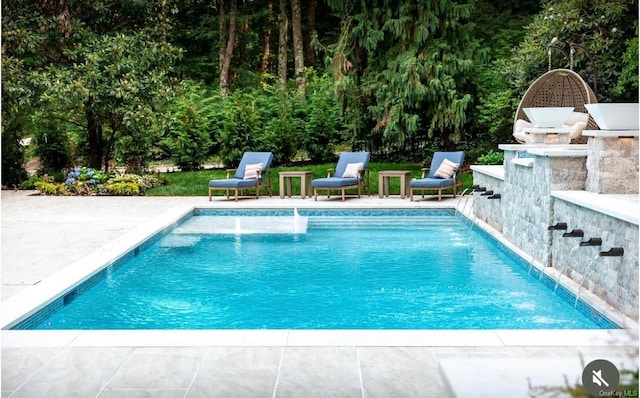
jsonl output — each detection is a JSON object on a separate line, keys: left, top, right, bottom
{"left": 64, "top": 167, "right": 111, "bottom": 195}
{"left": 34, "top": 167, "right": 164, "bottom": 196}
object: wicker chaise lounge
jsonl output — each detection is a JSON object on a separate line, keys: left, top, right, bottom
{"left": 208, "top": 151, "right": 273, "bottom": 201}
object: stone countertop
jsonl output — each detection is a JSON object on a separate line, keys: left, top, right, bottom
{"left": 551, "top": 190, "right": 639, "bottom": 225}
{"left": 469, "top": 165, "right": 505, "bottom": 180}
{"left": 583, "top": 130, "right": 639, "bottom": 137}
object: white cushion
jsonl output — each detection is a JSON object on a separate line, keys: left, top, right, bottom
{"left": 342, "top": 162, "right": 363, "bottom": 178}
{"left": 434, "top": 158, "right": 459, "bottom": 179}
{"left": 563, "top": 121, "right": 588, "bottom": 139}
{"left": 243, "top": 163, "right": 263, "bottom": 180}
{"left": 564, "top": 111, "right": 589, "bottom": 126}
{"left": 513, "top": 119, "right": 534, "bottom": 143}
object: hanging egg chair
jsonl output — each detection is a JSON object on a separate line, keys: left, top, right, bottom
{"left": 513, "top": 43, "right": 599, "bottom": 143}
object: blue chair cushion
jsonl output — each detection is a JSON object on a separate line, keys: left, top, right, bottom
{"left": 232, "top": 152, "right": 274, "bottom": 181}
{"left": 208, "top": 178, "right": 261, "bottom": 189}
{"left": 427, "top": 151, "right": 465, "bottom": 179}
{"left": 410, "top": 177, "right": 454, "bottom": 188}
{"left": 333, "top": 152, "right": 371, "bottom": 178}
{"left": 208, "top": 152, "right": 273, "bottom": 189}
{"left": 311, "top": 177, "right": 360, "bottom": 188}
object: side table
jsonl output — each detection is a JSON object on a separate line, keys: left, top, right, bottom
{"left": 279, "top": 171, "right": 314, "bottom": 199}
{"left": 378, "top": 170, "right": 412, "bottom": 199}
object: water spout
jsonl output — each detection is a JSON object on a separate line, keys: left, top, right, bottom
{"left": 600, "top": 247, "right": 624, "bottom": 257}
{"left": 487, "top": 193, "right": 501, "bottom": 199}
{"left": 480, "top": 190, "right": 494, "bottom": 196}
{"left": 293, "top": 207, "right": 301, "bottom": 233}
{"left": 548, "top": 222, "right": 568, "bottom": 231}
{"left": 562, "top": 229, "right": 584, "bottom": 238}
{"left": 475, "top": 186, "right": 487, "bottom": 192}
{"left": 579, "top": 237, "right": 602, "bottom": 247}
{"left": 554, "top": 245, "right": 582, "bottom": 293}
{"left": 575, "top": 254, "right": 601, "bottom": 308}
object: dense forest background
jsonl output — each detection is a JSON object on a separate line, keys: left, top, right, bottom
{"left": 2, "top": 0, "right": 638, "bottom": 186}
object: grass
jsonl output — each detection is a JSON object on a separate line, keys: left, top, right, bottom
{"left": 146, "top": 162, "right": 474, "bottom": 197}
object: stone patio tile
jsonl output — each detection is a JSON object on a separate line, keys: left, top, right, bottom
{"left": 275, "top": 347, "right": 361, "bottom": 398}
{"left": 1, "top": 347, "right": 61, "bottom": 393}
{"left": 359, "top": 347, "right": 447, "bottom": 398}
{"left": 104, "top": 347, "right": 207, "bottom": 391}
{"left": 7, "top": 347, "right": 133, "bottom": 398}
{"left": 186, "top": 347, "right": 282, "bottom": 398}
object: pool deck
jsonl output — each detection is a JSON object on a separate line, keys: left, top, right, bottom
{"left": 2, "top": 191, "right": 638, "bottom": 397}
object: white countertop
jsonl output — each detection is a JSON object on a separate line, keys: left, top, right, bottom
{"left": 551, "top": 190, "right": 639, "bottom": 225}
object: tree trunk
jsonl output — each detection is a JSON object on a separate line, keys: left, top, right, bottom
{"left": 218, "top": 0, "right": 227, "bottom": 74}
{"left": 219, "top": 0, "right": 237, "bottom": 98}
{"left": 291, "top": 0, "right": 305, "bottom": 94}
{"left": 304, "top": 0, "right": 316, "bottom": 67}
{"left": 85, "top": 99, "right": 103, "bottom": 170}
{"left": 260, "top": 0, "right": 274, "bottom": 73}
{"left": 277, "top": 0, "right": 288, "bottom": 88}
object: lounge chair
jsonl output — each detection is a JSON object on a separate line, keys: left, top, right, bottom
{"left": 410, "top": 151, "right": 464, "bottom": 202}
{"left": 312, "top": 151, "right": 370, "bottom": 201}
{"left": 208, "top": 152, "right": 273, "bottom": 201}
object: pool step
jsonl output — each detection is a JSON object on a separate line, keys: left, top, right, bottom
{"left": 173, "top": 216, "right": 309, "bottom": 235}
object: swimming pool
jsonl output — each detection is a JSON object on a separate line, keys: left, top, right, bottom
{"left": 13, "top": 209, "right": 617, "bottom": 330}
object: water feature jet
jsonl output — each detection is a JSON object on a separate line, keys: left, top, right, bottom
{"left": 579, "top": 237, "right": 602, "bottom": 247}
{"left": 562, "top": 229, "right": 584, "bottom": 238}
{"left": 600, "top": 247, "right": 624, "bottom": 257}
{"left": 547, "top": 222, "right": 568, "bottom": 231}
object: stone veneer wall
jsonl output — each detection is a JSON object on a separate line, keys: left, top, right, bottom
{"left": 551, "top": 198, "right": 639, "bottom": 321}
{"left": 502, "top": 150, "right": 587, "bottom": 266}
{"left": 470, "top": 171, "right": 503, "bottom": 232}
{"left": 586, "top": 136, "right": 639, "bottom": 194}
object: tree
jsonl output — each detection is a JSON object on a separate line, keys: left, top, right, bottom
{"left": 291, "top": 0, "right": 306, "bottom": 94}
{"left": 503, "top": 0, "right": 638, "bottom": 103}
{"left": 2, "top": 0, "right": 182, "bottom": 173}
{"left": 278, "top": 0, "right": 289, "bottom": 88}
{"left": 327, "top": 0, "right": 481, "bottom": 156}
{"left": 477, "top": 0, "right": 639, "bottom": 145}
{"left": 219, "top": 0, "right": 238, "bottom": 98}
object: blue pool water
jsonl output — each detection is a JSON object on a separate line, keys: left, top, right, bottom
{"left": 18, "top": 209, "right": 615, "bottom": 330}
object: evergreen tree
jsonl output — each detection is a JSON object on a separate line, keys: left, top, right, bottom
{"left": 327, "top": 0, "right": 481, "bottom": 157}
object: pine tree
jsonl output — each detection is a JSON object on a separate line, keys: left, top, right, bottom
{"left": 328, "top": 0, "right": 480, "bottom": 155}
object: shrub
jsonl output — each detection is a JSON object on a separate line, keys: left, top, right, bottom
{"left": 476, "top": 150, "right": 504, "bottom": 165}
{"left": 64, "top": 167, "right": 110, "bottom": 195}
{"left": 34, "top": 181, "right": 68, "bottom": 195}
{"left": 162, "top": 81, "right": 213, "bottom": 171}
{"left": 105, "top": 182, "right": 140, "bottom": 195}
{"left": 106, "top": 173, "right": 163, "bottom": 193}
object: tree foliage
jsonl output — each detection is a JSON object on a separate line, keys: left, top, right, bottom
{"left": 327, "top": 0, "right": 481, "bottom": 157}
{"left": 2, "top": 0, "right": 637, "bottom": 186}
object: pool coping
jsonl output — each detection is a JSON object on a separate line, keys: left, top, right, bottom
{"left": 2, "top": 202, "right": 638, "bottom": 347}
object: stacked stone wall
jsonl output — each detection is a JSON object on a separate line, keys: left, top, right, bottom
{"left": 501, "top": 151, "right": 586, "bottom": 266}
{"left": 470, "top": 173, "right": 503, "bottom": 232}
{"left": 586, "top": 136, "right": 639, "bottom": 194}
{"left": 551, "top": 199, "right": 639, "bottom": 321}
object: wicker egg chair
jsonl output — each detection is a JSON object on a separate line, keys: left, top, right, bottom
{"left": 513, "top": 68, "right": 599, "bottom": 143}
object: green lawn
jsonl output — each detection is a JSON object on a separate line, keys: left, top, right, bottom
{"left": 146, "top": 162, "right": 473, "bottom": 197}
